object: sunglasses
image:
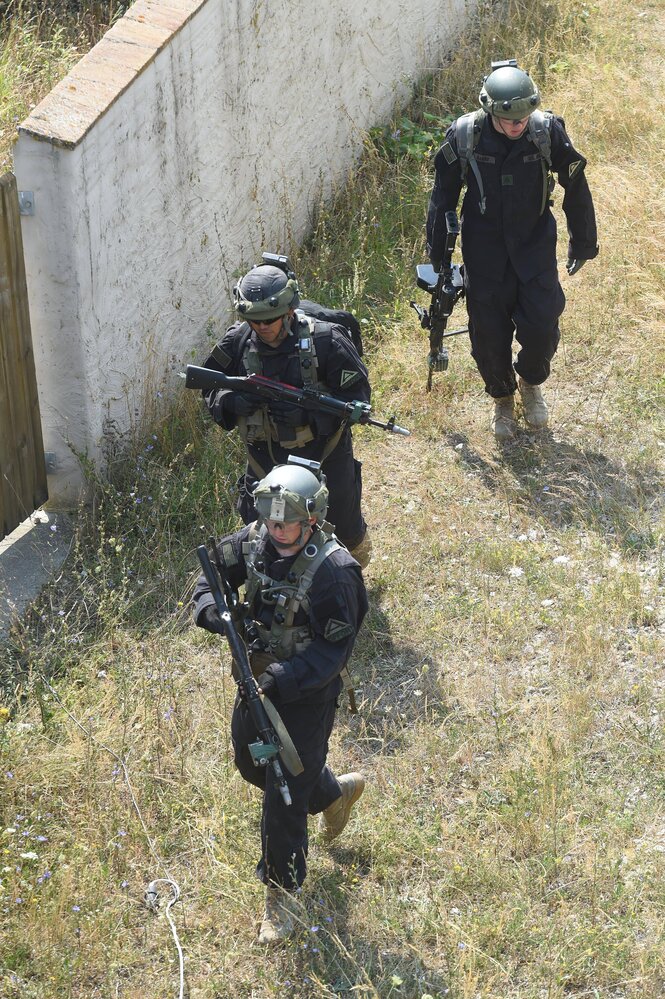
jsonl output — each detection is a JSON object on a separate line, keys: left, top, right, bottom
{"left": 251, "top": 316, "right": 287, "bottom": 326}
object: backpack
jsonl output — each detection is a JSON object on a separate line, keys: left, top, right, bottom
{"left": 298, "top": 299, "right": 363, "bottom": 357}
{"left": 454, "top": 108, "right": 554, "bottom": 216}
{"left": 234, "top": 300, "right": 363, "bottom": 373}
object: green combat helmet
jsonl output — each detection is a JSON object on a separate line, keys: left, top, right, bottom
{"left": 233, "top": 263, "right": 300, "bottom": 321}
{"left": 253, "top": 459, "right": 329, "bottom": 526}
{"left": 479, "top": 59, "right": 541, "bottom": 120}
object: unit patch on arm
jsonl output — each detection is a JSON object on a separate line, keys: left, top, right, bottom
{"left": 323, "top": 619, "right": 355, "bottom": 642}
{"left": 441, "top": 140, "right": 457, "bottom": 164}
{"left": 220, "top": 542, "right": 239, "bottom": 567}
{"left": 211, "top": 344, "right": 233, "bottom": 368}
{"left": 340, "top": 369, "right": 360, "bottom": 388}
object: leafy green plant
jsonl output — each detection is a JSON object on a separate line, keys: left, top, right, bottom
{"left": 369, "top": 113, "right": 452, "bottom": 162}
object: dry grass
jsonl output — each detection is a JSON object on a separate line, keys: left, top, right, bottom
{"left": 1, "top": 0, "right": 664, "bottom": 997}
{"left": 0, "top": 1, "right": 128, "bottom": 170}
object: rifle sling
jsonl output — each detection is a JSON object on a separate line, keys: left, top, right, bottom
{"left": 259, "top": 695, "right": 304, "bottom": 776}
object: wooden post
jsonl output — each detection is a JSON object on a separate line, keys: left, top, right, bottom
{"left": 0, "top": 171, "right": 48, "bottom": 541}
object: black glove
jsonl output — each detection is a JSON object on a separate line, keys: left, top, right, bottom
{"left": 257, "top": 669, "right": 278, "bottom": 699}
{"left": 566, "top": 256, "right": 586, "bottom": 276}
{"left": 198, "top": 605, "right": 226, "bottom": 635}
{"left": 222, "top": 391, "right": 260, "bottom": 417}
{"left": 268, "top": 400, "right": 309, "bottom": 427}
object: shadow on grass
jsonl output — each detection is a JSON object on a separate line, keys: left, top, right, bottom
{"left": 445, "top": 429, "right": 663, "bottom": 553}
{"left": 352, "top": 581, "right": 398, "bottom": 671}
{"left": 341, "top": 582, "right": 456, "bottom": 770}
{"left": 292, "top": 851, "right": 452, "bottom": 998}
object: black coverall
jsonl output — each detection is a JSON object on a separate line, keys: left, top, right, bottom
{"left": 201, "top": 313, "right": 370, "bottom": 549}
{"left": 193, "top": 523, "right": 368, "bottom": 890}
{"left": 427, "top": 112, "right": 598, "bottom": 397}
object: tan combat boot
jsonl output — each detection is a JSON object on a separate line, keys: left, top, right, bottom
{"left": 319, "top": 772, "right": 365, "bottom": 844}
{"left": 349, "top": 529, "right": 372, "bottom": 569}
{"left": 258, "top": 884, "right": 295, "bottom": 945}
{"left": 518, "top": 377, "right": 548, "bottom": 429}
{"left": 490, "top": 395, "right": 516, "bottom": 441}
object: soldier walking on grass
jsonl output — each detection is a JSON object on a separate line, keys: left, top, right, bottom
{"left": 193, "top": 460, "right": 367, "bottom": 944}
{"left": 200, "top": 254, "right": 372, "bottom": 565}
{"left": 427, "top": 59, "right": 598, "bottom": 440}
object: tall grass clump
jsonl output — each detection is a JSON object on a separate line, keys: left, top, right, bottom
{"left": 2, "top": 392, "right": 241, "bottom": 690}
{"left": 0, "top": 1, "right": 129, "bottom": 169}
{"left": 1, "top": 0, "right": 664, "bottom": 996}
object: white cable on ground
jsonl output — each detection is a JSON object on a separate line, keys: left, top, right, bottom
{"left": 145, "top": 878, "right": 185, "bottom": 999}
{"left": 40, "top": 677, "right": 186, "bottom": 999}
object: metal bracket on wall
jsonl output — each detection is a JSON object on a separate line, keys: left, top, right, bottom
{"left": 18, "top": 191, "right": 35, "bottom": 215}
{"left": 44, "top": 452, "right": 57, "bottom": 473}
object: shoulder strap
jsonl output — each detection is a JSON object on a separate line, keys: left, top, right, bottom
{"left": 293, "top": 313, "right": 320, "bottom": 389}
{"left": 456, "top": 110, "right": 487, "bottom": 214}
{"left": 295, "top": 314, "right": 352, "bottom": 460}
{"left": 527, "top": 109, "right": 553, "bottom": 166}
{"left": 289, "top": 531, "right": 342, "bottom": 613}
{"left": 242, "top": 523, "right": 270, "bottom": 607}
{"left": 527, "top": 110, "right": 554, "bottom": 215}
{"left": 240, "top": 325, "right": 262, "bottom": 375}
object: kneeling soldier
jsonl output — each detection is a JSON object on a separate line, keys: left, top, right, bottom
{"left": 193, "top": 459, "right": 367, "bottom": 944}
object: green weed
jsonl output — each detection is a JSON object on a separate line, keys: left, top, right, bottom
{"left": 368, "top": 113, "right": 453, "bottom": 163}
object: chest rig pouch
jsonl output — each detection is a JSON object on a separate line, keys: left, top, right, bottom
{"left": 237, "top": 315, "right": 322, "bottom": 450}
{"left": 242, "top": 524, "right": 342, "bottom": 661}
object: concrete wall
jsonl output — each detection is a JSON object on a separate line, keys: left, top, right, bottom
{"left": 14, "top": 0, "right": 473, "bottom": 506}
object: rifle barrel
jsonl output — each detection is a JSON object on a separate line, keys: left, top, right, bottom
{"left": 367, "top": 416, "right": 410, "bottom": 436}
{"left": 183, "top": 366, "right": 411, "bottom": 436}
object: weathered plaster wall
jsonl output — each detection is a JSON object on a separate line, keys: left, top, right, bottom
{"left": 14, "top": 0, "right": 473, "bottom": 505}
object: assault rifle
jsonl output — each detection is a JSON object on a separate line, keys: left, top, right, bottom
{"left": 410, "top": 210, "right": 468, "bottom": 391}
{"left": 184, "top": 366, "right": 410, "bottom": 436}
{"left": 196, "top": 543, "right": 302, "bottom": 807}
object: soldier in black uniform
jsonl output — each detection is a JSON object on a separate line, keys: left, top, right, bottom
{"left": 427, "top": 60, "right": 598, "bottom": 439}
{"left": 201, "top": 255, "right": 371, "bottom": 563}
{"left": 193, "top": 460, "right": 367, "bottom": 944}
